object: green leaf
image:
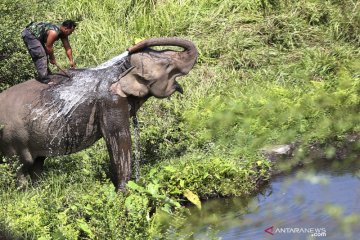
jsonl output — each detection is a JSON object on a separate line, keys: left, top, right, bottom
{"left": 127, "top": 181, "right": 146, "bottom": 192}
{"left": 52, "top": 230, "right": 67, "bottom": 240}
{"left": 179, "top": 179, "right": 185, "bottom": 188}
{"left": 76, "top": 219, "right": 94, "bottom": 238}
{"left": 125, "top": 194, "right": 149, "bottom": 213}
{"left": 147, "top": 183, "right": 160, "bottom": 196}
{"left": 184, "top": 189, "right": 201, "bottom": 209}
{"left": 164, "top": 166, "right": 176, "bottom": 173}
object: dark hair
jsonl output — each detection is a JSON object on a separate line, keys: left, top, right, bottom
{"left": 62, "top": 20, "right": 77, "bottom": 29}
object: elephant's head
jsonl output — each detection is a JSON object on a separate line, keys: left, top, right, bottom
{"left": 111, "top": 38, "right": 198, "bottom": 98}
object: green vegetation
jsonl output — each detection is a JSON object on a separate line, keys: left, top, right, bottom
{"left": 1, "top": 0, "right": 360, "bottom": 238}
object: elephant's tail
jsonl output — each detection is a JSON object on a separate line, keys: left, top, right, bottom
{"left": 0, "top": 125, "right": 4, "bottom": 163}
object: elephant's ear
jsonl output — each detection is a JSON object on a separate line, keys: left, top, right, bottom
{"left": 110, "top": 66, "right": 150, "bottom": 98}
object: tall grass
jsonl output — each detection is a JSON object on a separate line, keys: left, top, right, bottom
{"left": 1, "top": 0, "right": 360, "bottom": 238}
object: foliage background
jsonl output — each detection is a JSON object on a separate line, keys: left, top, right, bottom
{"left": 1, "top": 0, "right": 360, "bottom": 239}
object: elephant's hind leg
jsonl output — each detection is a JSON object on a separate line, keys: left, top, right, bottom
{"left": 16, "top": 148, "right": 34, "bottom": 190}
{"left": 16, "top": 164, "right": 30, "bottom": 190}
{"left": 29, "top": 156, "right": 46, "bottom": 182}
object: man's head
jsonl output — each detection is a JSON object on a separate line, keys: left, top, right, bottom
{"left": 61, "top": 20, "right": 77, "bottom": 36}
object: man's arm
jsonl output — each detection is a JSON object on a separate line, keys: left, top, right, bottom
{"left": 45, "top": 30, "right": 58, "bottom": 64}
{"left": 61, "top": 37, "right": 76, "bottom": 68}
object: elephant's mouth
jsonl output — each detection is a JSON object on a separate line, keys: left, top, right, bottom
{"left": 174, "top": 81, "right": 183, "bottom": 94}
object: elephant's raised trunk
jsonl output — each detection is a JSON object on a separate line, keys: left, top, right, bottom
{"left": 127, "top": 37, "right": 198, "bottom": 74}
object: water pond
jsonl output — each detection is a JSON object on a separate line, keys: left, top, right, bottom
{"left": 181, "top": 158, "right": 360, "bottom": 240}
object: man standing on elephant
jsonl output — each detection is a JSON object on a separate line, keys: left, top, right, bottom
{"left": 21, "top": 20, "right": 77, "bottom": 83}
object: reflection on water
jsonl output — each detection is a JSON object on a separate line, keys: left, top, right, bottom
{"left": 183, "top": 158, "right": 360, "bottom": 240}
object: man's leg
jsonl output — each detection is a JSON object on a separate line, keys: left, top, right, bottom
{"left": 21, "top": 29, "right": 50, "bottom": 83}
{"left": 34, "top": 56, "right": 50, "bottom": 83}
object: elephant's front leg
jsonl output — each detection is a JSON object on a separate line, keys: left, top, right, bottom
{"left": 100, "top": 97, "right": 132, "bottom": 191}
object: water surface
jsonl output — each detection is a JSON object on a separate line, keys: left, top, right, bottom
{"left": 184, "top": 158, "right": 360, "bottom": 240}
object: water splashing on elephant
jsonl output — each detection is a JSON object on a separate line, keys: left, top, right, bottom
{"left": 29, "top": 52, "right": 131, "bottom": 151}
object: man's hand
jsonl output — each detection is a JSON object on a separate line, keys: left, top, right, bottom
{"left": 69, "top": 60, "right": 76, "bottom": 69}
{"left": 49, "top": 57, "right": 56, "bottom": 65}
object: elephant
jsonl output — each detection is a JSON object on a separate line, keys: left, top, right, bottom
{"left": 0, "top": 37, "right": 198, "bottom": 191}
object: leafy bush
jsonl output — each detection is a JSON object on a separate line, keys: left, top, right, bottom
{"left": 328, "top": 0, "right": 360, "bottom": 45}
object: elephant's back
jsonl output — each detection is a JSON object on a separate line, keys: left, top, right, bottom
{"left": 1, "top": 79, "right": 47, "bottom": 92}
{"left": 0, "top": 79, "right": 47, "bottom": 125}
{"left": 0, "top": 79, "right": 47, "bottom": 106}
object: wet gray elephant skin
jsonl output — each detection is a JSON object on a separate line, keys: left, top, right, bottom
{"left": 0, "top": 38, "right": 198, "bottom": 191}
